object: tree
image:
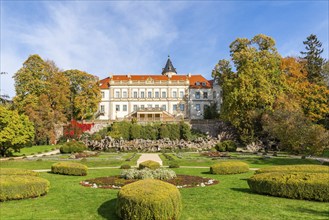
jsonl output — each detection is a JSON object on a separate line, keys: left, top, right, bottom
{"left": 63, "top": 70, "right": 101, "bottom": 120}
{"left": 262, "top": 107, "right": 329, "bottom": 155}
{"left": 213, "top": 34, "right": 283, "bottom": 144}
{"left": 0, "top": 106, "right": 34, "bottom": 157}
{"left": 300, "top": 34, "right": 326, "bottom": 84}
{"left": 203, "top": 102, "right": 219, "bottom": 119}
{"left": 13, "top": 55, "right": 70, "bottom": 144}
{"left": 281, "top": 57, "right": 329, "bottom": 123}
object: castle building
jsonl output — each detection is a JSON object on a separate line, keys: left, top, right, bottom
{"left": 97, "top": 57, "right": 221, "bottom": 121}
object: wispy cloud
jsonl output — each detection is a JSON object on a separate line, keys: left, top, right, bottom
{"left": 1, "top": 1, "right": 186, "bottom": 97}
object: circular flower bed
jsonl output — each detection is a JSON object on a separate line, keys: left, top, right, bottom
{"left": 80, "top": 175, "right": 218, "bottom": 189}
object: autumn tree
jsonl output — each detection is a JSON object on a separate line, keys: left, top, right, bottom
{"left": 63, "top": 70, "right": 101, "bottom": 120}
{"left": 213, "top": 34, "right": 283, "bottom": 144}
{"left": 281, "top": 57, "right": 329, "bottom": 124}
{"left": 0, "top": 106, "right": 34, "bottom": 157}
{"left": 300, "top": 34, "right": 326, "bottom": 84}
{"left": 13, "top": 55, "right": 70, "bottom": 144}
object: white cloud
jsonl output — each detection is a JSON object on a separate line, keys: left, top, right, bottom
{"left": 1, "top": 1, "right": 186, "bottom": 97}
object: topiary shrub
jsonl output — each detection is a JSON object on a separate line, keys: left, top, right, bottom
{"left": 139, "top": 160, "right": 160, "bottom": 170}
{"left": 210, "top": 161, "right": 249, "bottom": 174}
{"left": 116, "top": 179, "right": 182, "bottom": 220}
{"left": 169, "top": 161, "right": 180, "bottom": 168}
{"left": 247, "top": 172, "right": 329, "bottom": 202}
{"left": 59, "top": 141, "right": 87, "bottom": 154}
{"left": 0, "top": 168, "right": 38, "bottom": 176}
{"left": 255, "top": 165, "right": 329, "bottom": 174}
{"left": 120, "top": 164, "right": 131, "bottom": 169}
{"left": 215, "top": 140, "right": 237, "bottom": 152}
{"left": 0, "top": 175, "right": 50, "bottom": 201}
{"left": 51, "top": 162, "right": 87, "bottom": 176}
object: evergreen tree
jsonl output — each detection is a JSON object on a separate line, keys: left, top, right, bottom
{"left": 300, "top": 34, "right": 325, "bottom": 84}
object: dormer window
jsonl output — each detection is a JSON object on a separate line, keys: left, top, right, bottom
{"left": 202, "top": 82, "right": 206, "bottom": 86}
{"left": 195, "top": 82, "right": 200, "bottom": 86}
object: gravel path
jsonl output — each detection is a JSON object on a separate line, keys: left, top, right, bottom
{"left": 0, "top": 149, "right": 60, "bottom": 161}
{"left": 136, "top": 153, "right": 163, "bottom": 166}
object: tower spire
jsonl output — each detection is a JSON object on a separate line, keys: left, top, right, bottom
{"left": 162, "top": 56, "right": 177, "bottom": 76}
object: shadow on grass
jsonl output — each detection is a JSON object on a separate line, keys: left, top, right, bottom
{"left": 289, "top": 206, "right": 329, "bottom": 218}
{"left": 201, "top": 171, "right": 211, "bottom": 174}
{"left": 98, "top": 198, "right": 120, "bottom": 220}
{"left": 230, "top": 188, "right": 254, "bottom": 195}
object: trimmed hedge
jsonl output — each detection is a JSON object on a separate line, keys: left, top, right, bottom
{"left": 210, "top": 161, "right": 249, "bottom": 174}
{"left": 139, "top": 160, "right": 160, "bottom": 170}
{"left": 255, "top": 165, "right": 329, "bottom": 174}
{"left": 59, "top": 141, "right": 87, "bottom": 154}
{"left": 0, "top": 168, "right": 38, "bottom": 176}
{"left": 0, "top": 175, "right": 50, "bottom": 201}
{"left": 51, "top": 162, "right": 88, "bottom": 176}
{"left": 169, "top": 161, "right": 180, "bottom": 168}
{"left": 116, "top": 179, "right": 182, "bottom": 220}
{"left": 248, "top": 172, "right": 329, "bottom": 202}
{"left": 215, "top": 140, "right": 237, "bottom": 152}
{"left": 120, "top": 164, "right": 131, "bottom": 169}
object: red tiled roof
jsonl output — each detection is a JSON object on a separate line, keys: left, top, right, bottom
{"left": 99, "top": 74, "right": 211, "bottom": 89}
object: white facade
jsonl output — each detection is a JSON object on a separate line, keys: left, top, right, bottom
{"left": 97, "top": 59, "right": 221, "bottom": 121}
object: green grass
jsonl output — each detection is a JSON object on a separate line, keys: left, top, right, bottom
{"left": 160, "top": 152, "right": 322, "bottom": 168}
{"left": 12, "top": 145, "right": 60, "bottom": 157}
{"left": 0, "top": 167, "right": 328, "bottom": 220}
{"left": 1, "top": 152, "right": 328, "bottom": 219}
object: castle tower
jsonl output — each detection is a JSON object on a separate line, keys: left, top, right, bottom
{"left": 161, "top": 56, "right": 177, "bottom": 77}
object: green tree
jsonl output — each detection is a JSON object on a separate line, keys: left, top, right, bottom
{"left": 214, "top": 34, "right": 283, "bottom": 144}
{"left": 203, "top": 103, "right": 219, "bottom": 119}
{"left": 300, "top": 34, "right": 326, "bottom": 84}
{"left": 0, "top": 106, "right": 35, "bottom": 157}
{"left": 159, "top": 124, "right": 170, "bottom": 139}
{"left": 179, "top": 122, "right": 191, "bottom": 140}
{"left": 13, "top": 55, "right": 70, "bottom": 144}
{"left": 262, "top": 108, "right": 329, "bottom": 155}
{"left": 63, "top": 70, "right": 101, "bottom": 120}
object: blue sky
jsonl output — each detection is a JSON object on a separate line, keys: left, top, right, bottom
{"left": 1, "top": 1, "right": 328, "bottom": 98}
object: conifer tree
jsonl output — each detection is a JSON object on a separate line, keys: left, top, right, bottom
{"left": 300, "top": 34, "right": 325, "bottom": 84}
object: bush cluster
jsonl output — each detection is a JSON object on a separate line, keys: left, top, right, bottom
{"left": 107, "top": 121, "right": 192, "bottom": 141}
{"left": 139, "top": 160, "right": 161, "bottom": 170}
{"left": 248, "top": 172, "right": 329, "bottom": 202}
{"left": 116, "top": 179, "right": 182, "bottom": 220}
{"left": 215, "top": 140, "right": 237, "bottom": 152}
{"left": 210, "top": 161, "right": 249, "bottom": 174}
{"left": 125, "top": 153, "right": 137, "bottom": 161}
{"left": 0, "top": 168, "right": 39, "bottom": 176}
{"left": 0, "top": 174, "right": 50, "bottom": 201}
{"left": 255, "top": 165, "right": 329, "bottom": 174}
{"left": 51, "top": 162, "right": 88, "bottom": 176}
{"left": 59, "top": 141, "right": 87, "bottom": 154}
{"left": 169, "top": 161, "right": 180, "bottom": 168}
{"left": 120, "top": 168, "right": 176, "bottom": 180}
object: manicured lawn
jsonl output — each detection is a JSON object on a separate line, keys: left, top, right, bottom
{"left": 12, "top": 145, "right": 60, "bottom": 156}
{"left": 160, "top": 152, "right": 322, "bottom": 168}
{"left": 1, "top": 166, "right": 328, "bottom": 220}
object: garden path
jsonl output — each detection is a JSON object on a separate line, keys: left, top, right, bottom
{"left": 137, "top": 153, "right": 163, "bottom": 166}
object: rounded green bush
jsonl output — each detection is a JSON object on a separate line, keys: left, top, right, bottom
{"left": 255, "top": 165, "right": 329, "bottom": 174}
{"left": 169, "top": 161, "right": 180, "bottom": 168}
{"left": 248, "top": 172, "right": 329, "bottom": 202}
{"left": 120, "top": 164, "right": 131, "bottom": 169}
{"left": 51, "top": 162, "right": 87, "bottom": 176}
{"left": 0, "top": 175, "right": 50, "bottom": 201}
{"left": 59, "top": 141, "right": 87, "bottom": 154}
{"left": 210, "top": 161, "right": 249, "bottom": 174}
{"left": 215, "top": 140, "right": 237, "bottom": 152}
{"left": 0, "top": 168, "right": 38, "bottom": 176}
{"left": 116, "top": 179, "right": 182, "bottom": 220}
{"left": 139, "top": 160, "right": 160, "bottom": 170}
